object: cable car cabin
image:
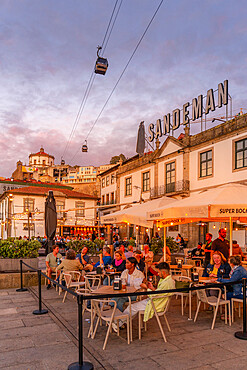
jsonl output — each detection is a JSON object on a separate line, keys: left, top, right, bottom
{"left": 95, "top": 57, "right": 108, "bottom": 75}
{"left": 82, "top": 144, "right": 88, "bottom": 152}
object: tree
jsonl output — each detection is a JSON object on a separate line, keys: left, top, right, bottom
{"left": 110, "top": 154, "right": 126, "bottom": 164}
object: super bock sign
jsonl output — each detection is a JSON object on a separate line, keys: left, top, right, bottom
{"left": 148, "top": 80, "right": 229, "bottom": 142}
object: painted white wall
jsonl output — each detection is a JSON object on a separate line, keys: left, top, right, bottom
{"left": 119, "top": 165, "right": 153, "bottom": 207}
{"left": 0, "top": 193, "right": 96, "bottom": 238}
{"left": 190, "top": 132, "right": 247, "bottom": 191}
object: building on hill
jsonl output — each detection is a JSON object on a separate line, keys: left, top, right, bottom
{"left": 29, "top": 147, "right": 54, "bottom": 167}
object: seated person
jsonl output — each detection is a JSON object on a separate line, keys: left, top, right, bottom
{"left": 113, "top": 262, "right": 175, "bottom": 330}
{"left": 125, "top": 245, "right": 134, "bottom": 259}
{"left": 191, "top": 242, "right": 204, "bottom": 257}
{"left": 133, "top": 250, "right": 145, "bottom": 272}
{"left": 111, "top": 257, "right": 145, "bottom": 311}
{"left": 232, "top": 240, "right": 246, "bottom": 260}
{"left": 94, "top": 246, "right": 112, "bottom": 268}
{"left": 112, "top": 249, "right": 126, "bottom": 272}
{"left": 103, "top": 250, "right": 126, "bottom": 285}
{"left": 203, "top": 251, "right": 230, "bottom": 278}
{"left": 212, "top": 256, "right": 247, "bottom": 315}
{"left": 157, "top": 246, "right": 172, "bottom": 263}
{"left": 76, "top": 246, "right": 93, "bottom": 272}
{"left": 56, "top": 249, "right": 83, "bottom": 272}
{"left": 143, "top": 244, "right": 154, "bottom": 264}
{"left": 46, "top": 245, "right": 63, "bottom": 289}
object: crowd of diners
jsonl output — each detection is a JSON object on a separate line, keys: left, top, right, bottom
{"left": 45, "top": 227, "right": 247, "bottom": 325}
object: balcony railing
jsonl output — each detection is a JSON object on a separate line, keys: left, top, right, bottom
{"left": 100, "top": 200, "right": 116, "bottom": 206}
{"left": 150, "top": 180, "right": 190, "bottom": 199}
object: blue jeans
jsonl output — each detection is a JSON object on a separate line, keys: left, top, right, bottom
{"left": 110, "top": 296, "right": 137, "bottom": 312}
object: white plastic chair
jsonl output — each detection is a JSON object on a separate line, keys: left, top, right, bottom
{"left": 91, "top": 298, "right": 130, "bottom": 350}
{"left": 62, "top": 271, "right": 85, "bottom": 303}
{"left": 138, "top": 295, "right": 172, "bottom": 342}
{"left": 231, "top": 298, "right": 243, "bottom": 322}
{"left": 194, "top": 287, "right": 231, "bottom": 329}
{"left": 173, "top": 276, "right": 192, "bottom": 316}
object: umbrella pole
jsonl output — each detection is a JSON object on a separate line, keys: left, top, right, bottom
{"left": 230, "top": 216, "right": 233, "bottom": 256}
{"left": 163, "top": 226, "right": 166, "bottom": 262}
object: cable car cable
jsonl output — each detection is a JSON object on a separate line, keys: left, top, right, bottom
{"left": 101, "top": 0, "right": 119, "bottom": 53}
{"left": 69, "top": 0, "right": 164, "bottom": 162}
{"left": 102, "top": 0, "right": 123, "bottom": 55}
{"left": 62, "top": 0, "right": 120, "bottom": 159}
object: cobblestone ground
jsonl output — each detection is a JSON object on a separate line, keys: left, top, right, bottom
{"left": 1, "top": 284, "right": 247, "bottom": 370}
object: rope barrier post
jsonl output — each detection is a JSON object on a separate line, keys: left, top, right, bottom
{"left": 33, "top": 270, "right": 48, "bottom": 315}
{"left": 68, "top": 294, "right": 93, "bottom": 370}
{"left": 16, "top": 259, "right": 28, "bottom": 292}
{"left": 235, "top": 278, "right": 247, "bottom": 340}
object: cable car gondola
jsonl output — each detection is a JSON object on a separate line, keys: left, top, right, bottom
{"left": 94, "top": 46, "right": 108, "bottom": 75}
{"left": 82, "top": 140, "right": 88, "bottom": 153}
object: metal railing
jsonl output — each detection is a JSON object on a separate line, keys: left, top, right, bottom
{"left": 150, "top": 180, "right": 190, "bottom": 198}
{"left": 16, "top": 260, "right": 247, "bottom": 369}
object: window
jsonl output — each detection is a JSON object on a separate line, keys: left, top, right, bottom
{"left": 56, "top": 200, "right": 65, "bottom": 220}
{"left": 125, "top": 177, "right": 132, "bottom": 196}
{"left": 102, "top": 195, "right": 105, "bottom": 205}
{"left": 142, "top": 171, "right": 150, "bottom": 192}
{"left": 200, "top": 150, "right": 212, "bottom": 177}
{"left": 111, "top": 192, "right": 114, "bottom": 204}
{"left": 23, "top": 198, "right": 34, "bottom": 212}
{"left": 106, "top": 176, "right": 109, "bottom": 186}
{"left": 102, "top": 178, "right": 105, "bottom": 188}
{"left": 166, "top": 162, "right": 175, "bottom": 193}
{"left": 75, "top": 201, "right": 85, "bottom": 217}
{"left": 235, "top": 138, "right": 247, "bottom": 169}
{"left": 43, "top": 160, "right": 46, "bottom": 165}
{"left": 111, "top": 174, "right": 115, "bottom": 184}
{"left": 34, "top": 159, "right": 36, "bottom": 165}
{"left": 106, "top": 194, "right": 109, "bottom": 205}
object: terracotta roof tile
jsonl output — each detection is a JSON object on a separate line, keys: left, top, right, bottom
{"left": 7, "top": 186, "right": 98, "bottom": 199}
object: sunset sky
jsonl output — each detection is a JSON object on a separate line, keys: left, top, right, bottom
{"left": 1, "top": 0, "right": 247, "bottom": 177}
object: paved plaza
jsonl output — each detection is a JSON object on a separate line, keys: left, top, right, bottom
{"left": 1, "top": 285, "right": 247, "bottom": 370}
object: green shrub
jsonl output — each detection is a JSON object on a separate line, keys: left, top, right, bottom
{"left": 150, "top": 236, "right": 179, "bottom": 255}
{"left": 0, "top": 239, "right": 41, "bottom": 259}
{"left": 65, "top": 239, "right": 101, "bottom": 255}
{"left": 128, "top": 238, "right": 136, "bottom": 248}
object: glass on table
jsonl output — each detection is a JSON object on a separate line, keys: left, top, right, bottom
{"left": 121, "top": 278, "right": 127, "bottom": 291}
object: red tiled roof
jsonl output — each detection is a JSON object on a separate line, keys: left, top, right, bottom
{"left": 29, "top": 149, "right": 54, "bottom": 158}
{"left": 6, "top": 186, "right": 98, "bottom": 199}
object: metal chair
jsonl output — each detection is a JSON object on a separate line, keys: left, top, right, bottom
{"left": 194, "top": 287, "right": 231, "bottom": 329}
{"left": 138, "top": 295, "right": 172, "bottom": 342}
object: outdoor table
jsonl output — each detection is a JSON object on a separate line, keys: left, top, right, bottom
{"left": 92, "top": 285, "right": 136, "bottom": 295}
{"left": 170, "top": 264, "right": 193, "bottom": 277}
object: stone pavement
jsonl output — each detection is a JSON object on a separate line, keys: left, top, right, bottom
{"left": 1, "top": 285, "right": 247, "bottom": 370}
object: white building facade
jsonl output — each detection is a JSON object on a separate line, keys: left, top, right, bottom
{"left": 99, "top": 114, "right": 247, "bottom": 247}
{"left": 0, "top": 186, "right": 97, "bottom": 239}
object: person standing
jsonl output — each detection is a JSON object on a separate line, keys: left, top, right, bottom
{"left": 212, "top": 228, "right": 230, "bottom": 260}
{"left": 203, "top": 233, "right": 213, "bottom": 267}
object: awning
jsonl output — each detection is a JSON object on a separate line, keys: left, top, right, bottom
{"left": 101, "top": 196, "right": 177, "bottom": 228}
